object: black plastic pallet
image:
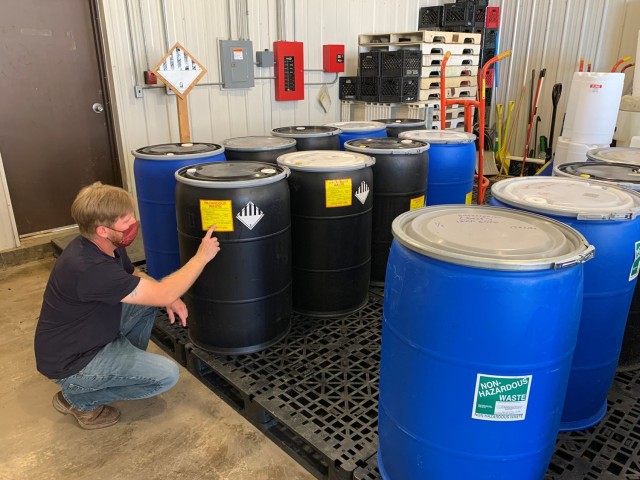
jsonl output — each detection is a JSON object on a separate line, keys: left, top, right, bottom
{"left": 150, "top": 309, "right": 190, "bottom": 366}
{"left": 183, "top": 294, "right": 384, "bottom": 480}
{"left": 152, "top": 287, "right": 640, "bottom": 480}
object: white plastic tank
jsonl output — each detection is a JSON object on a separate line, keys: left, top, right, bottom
{"left": 562, "top": 72, "right": 624, "bottom": 145}
{"left": 551, "top": 136, "right": 608, "bottom": 174}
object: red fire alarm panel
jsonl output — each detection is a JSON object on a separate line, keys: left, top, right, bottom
{"left": 274, "top": 41, "right": 304, "bottom": 101}
{"left": 323, "top": 44, "right": 345, "bottom": 73}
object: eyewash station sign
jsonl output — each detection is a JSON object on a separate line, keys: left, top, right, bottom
{"left": 472, "top": 374, "right": 533, "bottom": 421}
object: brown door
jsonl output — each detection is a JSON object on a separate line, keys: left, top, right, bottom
{"left": 0, "top": 0, "right": 120, "bottom": 235}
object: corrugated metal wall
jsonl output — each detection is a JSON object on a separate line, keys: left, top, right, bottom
{"left": 490, "top": 0, "right": 637, "bottom": 160}
{"left": 100, "top": 0, "right": 636, "bottom": 191}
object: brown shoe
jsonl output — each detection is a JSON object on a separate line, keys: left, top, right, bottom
{"left": 52, "top": 391, "right": 121, "bottom": 430}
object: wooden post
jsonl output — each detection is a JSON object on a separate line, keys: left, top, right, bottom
{"left": 177, "top": 96, "right": 191, "bottom": 143}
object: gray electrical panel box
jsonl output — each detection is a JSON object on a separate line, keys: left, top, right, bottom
{"left": 219, "top": 39, "right": 255, "bottom": 88}
{"left": 256, "top": 50, "right": 274, "bottom": 67}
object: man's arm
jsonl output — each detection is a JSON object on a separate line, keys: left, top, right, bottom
{"left": 122, "top": 225, "right": 220, "bottom": 307}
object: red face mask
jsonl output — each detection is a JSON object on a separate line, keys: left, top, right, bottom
{"left": 105, "top": 220, "right": 139, "bottom": 248}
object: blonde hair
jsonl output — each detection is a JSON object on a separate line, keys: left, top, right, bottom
{"left": 71, "top": 182, "right": 135, "bottom": 237}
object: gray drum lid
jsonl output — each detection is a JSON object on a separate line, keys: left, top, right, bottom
{"left": 175, "top": 161, "right": 289, "bottom": 188}
{"left": 277, "top": 150, "right": 375, "bottom": 171}
{"left": 344, "top": 138, "right": 430, "bottom": 155}
{"left": 392, "top": 205, "right": 594, "bottom": 271}
{"left": 272, "top": 126, "right": 341, "bottom": 138}
{"left": 324, "top": 121, "right": 386, "bottom": 132}
{"left": 399, "top": 130, "right": 476, "bottom": 144}
{"left": 555, "top": 162, "right": 640, "bottom": 188}
{"left": 221, "top": 136, "right": 296, "bottom": 151}
{"left": 491, "top": 176, "right": 640, "bottom": 220}
{"left": 373, "top": 118, "right": 426, "bottom": 128}
{"left": 587, "top": 147, "right": 640, "bottom": 165}
{"left": 133, "top": 142, "right": 224, "bottom": 159}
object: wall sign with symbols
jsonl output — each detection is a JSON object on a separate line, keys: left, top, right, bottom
{"left": 153, "top": 43, "right": 207, "bottom": 99}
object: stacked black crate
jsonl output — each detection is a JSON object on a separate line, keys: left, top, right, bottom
{"left": 354, "top": 49, "right": 421, "bottom": 103}
{"left": 418, "top": 5, "right": 443, "bottom": 30}
{"left": 358, "top": 51, "right": 381, "bottom": 101}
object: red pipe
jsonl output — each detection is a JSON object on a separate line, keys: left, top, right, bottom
{"left": 612, "top": 56, "right": 632, "bottom": 72}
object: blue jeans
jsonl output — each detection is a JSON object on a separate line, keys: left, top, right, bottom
{"left": 55, "top": 304, "right": 179, "bottom": 412}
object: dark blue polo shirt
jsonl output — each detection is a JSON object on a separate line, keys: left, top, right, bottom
{"left": 35, "top": 236, "right": 141, "bottom": 379}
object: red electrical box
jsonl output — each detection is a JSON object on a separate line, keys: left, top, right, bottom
{"left": 274, "top": 41, "right": 304, "bottom": 101}
{"left": 323, "top": 44, "right": 345, "bottom": 73}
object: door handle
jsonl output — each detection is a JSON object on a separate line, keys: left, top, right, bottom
{"left": 92, "top": 103, "right": 104, "bottom": 113}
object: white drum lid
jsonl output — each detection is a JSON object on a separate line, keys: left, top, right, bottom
{"left": 392, "top": 205, "right": 594, "bottom": 271}
{"left": 399, "top": 130, "right": 476, "bottom": 144}
{"left": 221, "top": 136, "right": 296, "bottom": 151}
{"left": 277, "top": 150, "right": 375, "bottom": 172}
{"left": 324, "top": 121, "right": 386, "bottom": 132}
{"left": 344, "top": 138, "right": 430, "bottom": 155}
{"left": 491, "top": 177, "right": 640, "bottom": 220}
{"left": 587, "top": 147, "right": 640, "bottom": 165}
{"left": 555, "top": 162, "right": 640, "bottom": 191}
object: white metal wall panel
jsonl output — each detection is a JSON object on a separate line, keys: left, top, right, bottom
{"left": 99, "top": 0, "right": 636, "bottom": 193}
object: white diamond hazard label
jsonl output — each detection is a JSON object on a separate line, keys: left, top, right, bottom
{"left": 236, "top": 202, "right": 264, "bottom": 230}
{"left": 355, "top": 181, "right": 370, "bottom": 204}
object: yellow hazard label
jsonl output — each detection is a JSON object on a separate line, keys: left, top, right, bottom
{"left": 465, "top": 191, "right": 473, "bottom": 205}
{"left": 199, "top": 199, "right": 234, "bottom": 232}
{"left": 325, "top": 178, "right": 352, "bottom": 208}
{"left": 409, "top": 195, "right": 425, "bottom": 211}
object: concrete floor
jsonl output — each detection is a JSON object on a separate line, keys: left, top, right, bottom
{"left": 0, "top": 258, "right": 313, "bottom": 480}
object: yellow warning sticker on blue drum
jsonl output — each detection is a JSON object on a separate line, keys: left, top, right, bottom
{"left": 409, "top": 195, "right": 425, "bottom": 211}
{"left": 465, "top": 191, "right": 473, "bottom": 205}
{"left": 199, "top": 199, "right": 234, "bottom": 232}
{"left": 325, "top": 178, "right": 352, "bottom": 208}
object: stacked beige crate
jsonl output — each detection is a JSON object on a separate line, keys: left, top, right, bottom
{"left": 342, "top": 30, "right": 481, "bottom": 129}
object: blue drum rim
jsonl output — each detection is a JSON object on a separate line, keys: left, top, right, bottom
{"left": 175, "top": 161, "right": 290, "bottom": 188}
{"left": 392, "top": 205, "right": 594, "bottom": 271}
{"left": 491, "top": 176, "right": 640, "bottom": 220}
{"left": 325, "top": 121, "right": 387, "bottom": 132}
{"left": 132, "top": 142, "right": 225, "bottom": 160}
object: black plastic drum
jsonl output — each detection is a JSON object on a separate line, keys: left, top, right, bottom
{"left": 373, "top": 118, "right": 427, "bottom": 137}
{"left": 277, "top": 151, "right": 375, "bottom": 316}
{"left": 272, "top": 126, "right": 341, "bottom": 151}
{"left": 345, "top": 138, "right": 430, "bottom": 284}
{"left": 221, "top": 136, "right": 297, "bottom": 163}
{"left": 175, "top": 161, "right": 292, "bottom": 354}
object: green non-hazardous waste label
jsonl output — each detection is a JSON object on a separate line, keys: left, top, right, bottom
{"left": 629, "top": 241, "right": 640, "bottom": 281}
{"left": 472, "top": 374, "right": 533, "bottom": 421}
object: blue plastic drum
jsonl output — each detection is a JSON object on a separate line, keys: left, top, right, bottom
{"left": 490, "top": 177, "right": 640, "bottom": 430}
{"left": 324, "top": 121, "right": 387, "bottom": 150}
{"left": 379, "top": 205, "right": 593, "bottom": 479}
{"left": 399, "top": 130, "right": 476, "bottom": 205}
{"left": 133, "top": 142, "right": 226, "bottom": 279}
